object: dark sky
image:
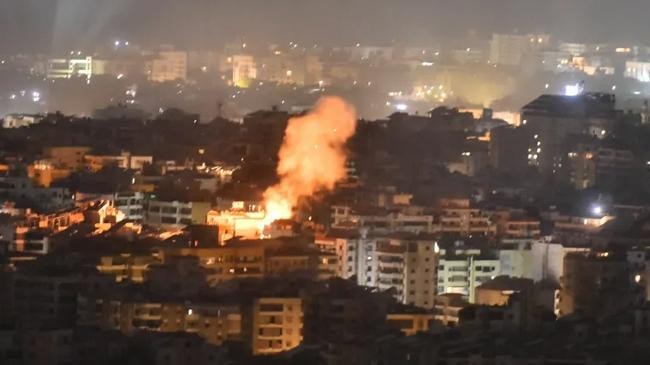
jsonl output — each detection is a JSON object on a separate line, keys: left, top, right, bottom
{"left": 0, "top": 0, "right": 648, "bottom": 54}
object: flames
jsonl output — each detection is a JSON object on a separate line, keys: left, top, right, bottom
{"left": 261, "top": 96, "right": 357, "bottom": 226}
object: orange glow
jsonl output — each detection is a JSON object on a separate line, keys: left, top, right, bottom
{"left": 262, "top": 96, "right": 357, "bottom": 226}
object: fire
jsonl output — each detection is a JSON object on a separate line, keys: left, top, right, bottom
{"left": 262, "top": 96, "right": 357, "bottom": 226}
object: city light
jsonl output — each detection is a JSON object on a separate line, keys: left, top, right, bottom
{"left": 591, "top": 204, "right": 604, "bottom": 216}
{"left": 564, "top": 83, "right": 582, "bottom": 96}
{"left": 394, "top": 103, "right": 408, "bottom": 111}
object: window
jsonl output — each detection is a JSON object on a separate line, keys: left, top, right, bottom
{"left": 161, "top": 217, "right": 177, "bottom": 224}
{"left": 162, "top": 206, "right": 177, "bottom": 214}
{"left": 259, "top": 304, "right": 283, "bottom": 312}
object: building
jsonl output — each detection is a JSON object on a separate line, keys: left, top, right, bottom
{"left": 333, "top": 235, "right": 438, "bottom": 308}
{"left": 568, "top": 144, "right": 636, "bottom": 190}
{"left": 331, "top": 205, "right": 435, "bottom": 234}
{"left": 206, "top": 206, "right": 266, "bottom": 242}
{"left": 148, "top": 50, "right": 188, "bottom": 82}
{"left": 163, "top": 239, "right": 336, "bottom": 284}
{"left": 386, "top": 312, "right": 435, "bottom": 336}
{"left": 144, "top": 197, "right": 211, "bottom": 228}
{"left": 2, "top": 114, "right": 43, "bottom": 129}
{"left": 43, "top": 146, "right": 91, "bottom": 170}
{"left": 474, "top": 276, "right": 535, "bottom": 306}
{"left": 232, "top": 55, "right": 257, "bottom": 88}
{"left": 84, "top": 152, "right": 152, "bottom": 172}
{"left": 520, "top": 93, "right": 619, "bottom": 176}
{"left": 12, "top": 273, "right": 80, "bottom": 326}
{"left": 559, "top": 252, "right": 632, "bottom": 318}
{"left": 438, "top": 199, "right": 496, "bottom": 237}
{"left": 304, "top": 278, "right": 393, "bottom": 343}
{"left": 46, "top": 56, "right": 93, "bottom": 79}
{"left": 76, "top": 191, "right": 145, "bottom": 223}
{"left": 88, "top": 299, "right": 242, "bottom": 346}
{"left": 0, "top": 328, "right": 74, "bottom": 365}
{"left": 12, "top": 228, "right": 53, "bottom": 255}
{"left": 267, "top": 246, "right": 339, "bottom": 280}
{"left": 28, "top": 160, "right": 75, "bottom": 188}
{"left": 437, "top": 245, "right": 500, "bottom": 303}
{"left": 625, "top": 60, "right": 650, "bottom": 82}
{"left": 529, "top": 239, "right": 590, "bottom": 284}
{"left": 489, "top": 126, "right": 529, "bottom": 175}
{"left": 489, "top": 33, "right": 548, "bottom": 67}
{"left": 96, "top": 254, "right": 158, "bottom": 282}
{"left": 251, "top": 297, "right": 303, "bottom": 355}
{"left": 257, "top": 54, "right": 324, "bottom": 86}
{"left": 433, "top": 293, "right": 469, "bottom": 326}
{"left": 0, "top": 177, "right": 74, "bottom": 212}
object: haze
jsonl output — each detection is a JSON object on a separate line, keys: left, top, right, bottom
{"left": 1, "top": 0, "right": 649, "bottom": 53}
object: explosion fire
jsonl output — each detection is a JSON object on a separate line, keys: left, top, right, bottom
{"left": 261, "top": 96, "right": 357, "bottom": 227}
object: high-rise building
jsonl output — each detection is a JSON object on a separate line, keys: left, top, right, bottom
{"left": 332, "top": 236, "right": 438, "bottom": 308}
{"left": 520, "top": 93, "right": 619, "bottom": 176}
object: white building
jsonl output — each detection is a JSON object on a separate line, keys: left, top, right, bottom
{"left": 76, "top": 191, "right": 144, "bottom": 222}
{"left": 2, "top": 114, "right": 43, "bottom": 129}
{"left": 437, "top": 246, "right": 500, "bottom": 303}
{"left": 498, "top": 239, "right": 535, "bottom": 278}
{"left": 332, "top": 235, "right": 438, "bottom": 309}
{"left": 625, "top": 60, "right": 650, "bottom": 83}
{"left": 47, "top": 57, "right": 93, "bottom": 79}
{"left": 529, "top": 239, "right": 590, "bottom": 284}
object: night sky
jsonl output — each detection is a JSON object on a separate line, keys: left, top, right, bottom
{"left": 0, "top": 0, "right": 648, "bottom": 53}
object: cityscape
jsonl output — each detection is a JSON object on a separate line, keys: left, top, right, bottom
{"left": 4, "top": 1, "right": 650, "bottom": 364}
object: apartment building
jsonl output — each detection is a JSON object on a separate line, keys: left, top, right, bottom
{"left": 144, "top": 197, "right": 211, "bottom": 228}
{"left": 251, "top": 297, "right": 303, "bottom": 355}
{"left": 437, "top": 246, "right": 500, "bottom": 303}
{"left": 332, "top": 235, "right": 438, "bottom": 308}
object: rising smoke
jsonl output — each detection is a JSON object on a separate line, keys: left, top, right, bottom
{"left": 262, "top": 96, "right": 357, "bottom": 224}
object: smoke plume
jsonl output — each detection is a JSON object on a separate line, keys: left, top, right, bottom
{"left": 262, "top": 96, "right": 357, "bottom": 224}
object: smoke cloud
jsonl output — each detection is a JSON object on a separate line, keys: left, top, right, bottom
{"left": 262, "top": 96, "right": 357, "bottom": 224}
